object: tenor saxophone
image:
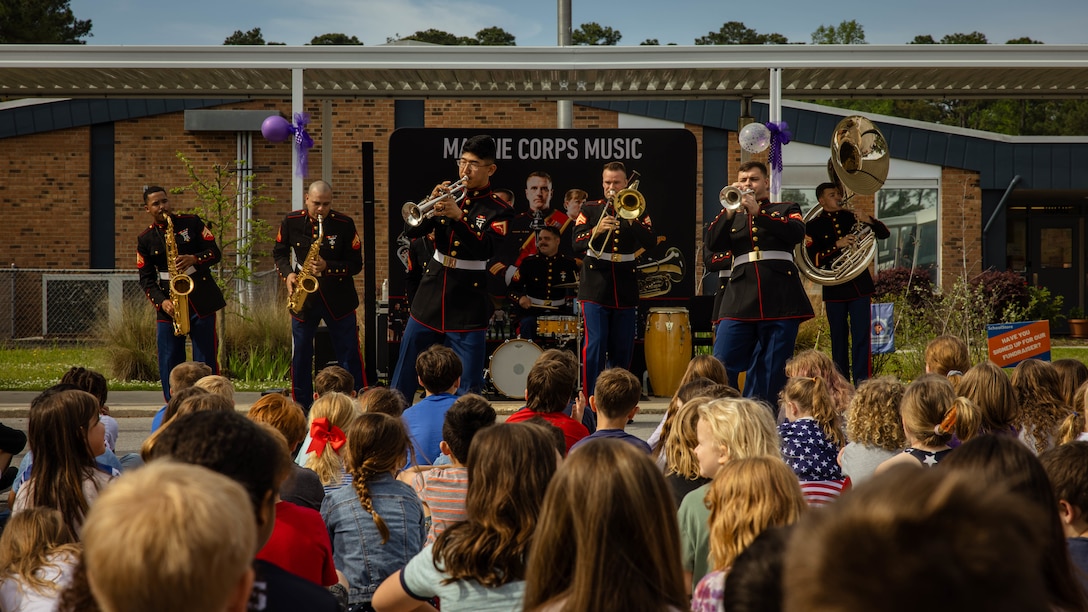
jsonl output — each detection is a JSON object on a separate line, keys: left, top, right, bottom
{"left": 288, "top": 214, "right": 323, "bottom": 314}
{"left": 164, "top": 215, "right": 194, "bottom": 336}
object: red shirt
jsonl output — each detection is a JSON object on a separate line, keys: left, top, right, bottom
{"left": 256, "top": 501, "right": 338, "bottom": 587}
{"left": 505, "top": 407, "right": 589, "bottom": 452}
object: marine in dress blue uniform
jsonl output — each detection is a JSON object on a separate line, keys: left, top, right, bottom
{"left": 805, "top": 182, "right": 890, "bottom": 384}
{"left": 574, "top": 162, "right": 656, "bottom": 431}
{"left": 508, "top": 225, "right": 580, "bottom": 343}
{"left": 708, "top": 161, "right": 814, "bottom": 406}
{"left": 137, "top": 186, "right": 226, "bottom": 400}
{"left": 272, "top": 180, "right": 366, "bottom": 411}
{"left": 390, "top": 135, "right": 514, "bottom": 402}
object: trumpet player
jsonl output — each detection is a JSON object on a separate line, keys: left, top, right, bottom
{"left": 391, "top": 135, "right": 514, "bottom": 403}
{"left": 273, "top": 180, "right": 365, "bottom": 411}
{"left": 574, "top": 161, "right": 656, "bottom": 432}
{"left": 137, "top": 185, "right": 225, "bottom": 400}
{"left": 805, "top": 182, "right": 890, "bottom": 384}
{"left": 707, "top": 161, "right": 813, "bottom": 406}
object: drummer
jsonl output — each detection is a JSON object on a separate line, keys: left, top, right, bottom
{"left": 509, "top": 225, "right": 580, "bottom": 344}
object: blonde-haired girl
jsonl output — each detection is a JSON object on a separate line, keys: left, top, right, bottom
{"left": 0, "top": 507, "right": 80, "bottom": 612}
{"left": 296, "top": 392, "right": 359, "bottom": 492}
{"left": 691, "top": 457, "right": 806, "bottom": 612}
{"left": 679, "top": 397, "right": 779, "bottom": 594}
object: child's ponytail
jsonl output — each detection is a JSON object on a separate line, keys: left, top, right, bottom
{"left": 1057, "top": 409, "right": 1086, "bottom": 445}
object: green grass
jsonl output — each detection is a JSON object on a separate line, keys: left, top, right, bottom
{"left": 0, "top": 344, "right": 289, "bottom": 392}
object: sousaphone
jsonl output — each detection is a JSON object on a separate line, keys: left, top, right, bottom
{"left": 796, "top": 115, "right": 890, "bottom": 286}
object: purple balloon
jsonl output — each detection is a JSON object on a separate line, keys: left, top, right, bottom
{"left": 261, "top": 115, "right": 291, "bottom": 143}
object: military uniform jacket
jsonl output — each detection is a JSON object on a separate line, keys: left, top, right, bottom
{"left": 405, "top": 235, "right": 434, "bottom": 306}
{"left": 805, "top": 209, "right": 890, "bottom": 302}
{"left": 509, "top": 253, "right": 581, "bottom": 316}
{"left": 405, "top": 184, "right": 513, "bottom": 332}
{"left": 704, "top": 247, "right": 734, "bottom": 323}
{"left": 137, "top": 213, "right": 226, "bottom": 323}
{"left": 487, "top": 207, "right": 570, "bottom": 296}
{"left": 573, "top": 199, "right": 656, "bottom": 308}
{"left": 272, "top": 210, "right": 362, "bottom": 321}
{"left": 706, "top": 201, "right": 814, "bottom": 322}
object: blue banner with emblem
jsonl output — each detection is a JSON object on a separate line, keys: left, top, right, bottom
{"left": 871, "top": 302, "right": 894, "bottom": 354}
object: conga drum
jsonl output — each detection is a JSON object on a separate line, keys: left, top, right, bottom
{"left": 644, "top": 307, "right": 691, "bottom": 397}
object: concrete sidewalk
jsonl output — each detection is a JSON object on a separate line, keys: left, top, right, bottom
{"left": 0, "top": 389, "right": 671, "bottom": 418}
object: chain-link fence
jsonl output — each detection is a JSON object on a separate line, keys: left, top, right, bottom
{"left": 0, "top": 267, "right": 282, "bottom": 345}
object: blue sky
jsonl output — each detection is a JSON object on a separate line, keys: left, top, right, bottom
{"left": 70, "top": 0, "right": 1088, "bottom": 47}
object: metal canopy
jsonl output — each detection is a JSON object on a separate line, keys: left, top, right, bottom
{"left": 2, "top": 44, "right": 1088, "bottom": 100}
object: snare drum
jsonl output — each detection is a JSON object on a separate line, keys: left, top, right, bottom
{"left": 644, "top": 307, "right": 691, "bottom": 397}
{"left": 489, "top": 339, "right": 543, "bottom": 398}
{"left": 537, "top": 315, "right": 580, "bottom": 339}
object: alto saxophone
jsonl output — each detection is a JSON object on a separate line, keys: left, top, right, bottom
{"left": 288, "top": 214, "right": 323, "bottom": 314}
{"left": 164, "top": 215, "right": 194, "bottom": 336}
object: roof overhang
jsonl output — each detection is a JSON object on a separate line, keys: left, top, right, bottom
{"left": 1, "top": 44, "right": 1087, "bottom": 101}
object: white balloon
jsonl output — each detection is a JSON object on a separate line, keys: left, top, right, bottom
{"left": 739, "top": 122, "right": 771, "bottom": 154}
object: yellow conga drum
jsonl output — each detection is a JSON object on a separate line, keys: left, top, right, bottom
{"left": 644, "top": 307, "right": 691, "bottom": 397}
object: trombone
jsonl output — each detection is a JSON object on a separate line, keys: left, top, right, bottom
{"left": 401, "top": 177, "right": 469, "bottom": 227}
{"left": 589, "top": 176, "right": 645, "bottom": 259}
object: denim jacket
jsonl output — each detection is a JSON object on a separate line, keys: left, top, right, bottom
{"left": 321, "top": 472, "right": 426, "bottom": 605}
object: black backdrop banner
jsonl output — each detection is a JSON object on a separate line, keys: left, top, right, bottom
{"left": 386, "top": 128, "right": 698, "bottom": 302}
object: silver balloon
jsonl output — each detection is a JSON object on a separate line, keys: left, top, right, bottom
{"left": 739, "top": 122, "right": 771, "bottom": 154}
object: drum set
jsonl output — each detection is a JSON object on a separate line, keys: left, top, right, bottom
{"left": 488, "top": 313, "right": 582, "bottom": 399}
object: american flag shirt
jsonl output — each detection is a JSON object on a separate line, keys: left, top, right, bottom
{"left": 779, "top": 417, "right": 844, "bottom": 481}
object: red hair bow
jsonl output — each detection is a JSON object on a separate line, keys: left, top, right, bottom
{"left": 306, "top": 417, "right": 346, "bottom": 456}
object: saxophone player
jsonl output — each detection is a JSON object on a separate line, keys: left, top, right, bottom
{"left": 273, "top": 180, "right": 366, "bottom": 412}
{"left": 137, "top": 186, "right": 226, "bottom": 400}
{"left": 805, "top": 182, "right": 890, "bottom": 384}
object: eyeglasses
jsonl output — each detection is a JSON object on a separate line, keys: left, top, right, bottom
{"left": 456, "top": 158, "right": 489, "bottom": 170}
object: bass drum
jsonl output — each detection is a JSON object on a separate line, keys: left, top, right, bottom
{"left": 489, "top": 339, "right": 544, "bottom": 399}
{"left": 644, "top": 307, "right": 691, "bottom": 397}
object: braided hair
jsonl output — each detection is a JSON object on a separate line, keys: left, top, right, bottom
{"left": 346, "top": 412, "right": 411, "bottom": 543}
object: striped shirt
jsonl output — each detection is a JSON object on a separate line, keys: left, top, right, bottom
{"left": 411, "top": 466, "right": 469, "bottom": 545}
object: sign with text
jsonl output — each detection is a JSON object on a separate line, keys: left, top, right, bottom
{"left": 987, "top": 320, "right": 1051, "bottom": 367}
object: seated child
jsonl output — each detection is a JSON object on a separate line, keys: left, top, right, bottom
{"left": 0, "top": 508, "right": 80, "bottom": 612}
{"left": 778, "top": 376, "right": 847, "bottom": 506}
{"left": 1039, "top": 441, "right": 1088, "bottom": 595}
{"left": 402, "top": 345, "right": 462, "bottom": 465}
{"left": 876, "top": 374, "right": 980, "bottom": 474}
{"left": 80, "top": 461, "right": 257, "bottom": 612}
{"left": 838, "top": 377, "right": 906, "bottom": 485}
{"left": 506, "top": 349, "right": 588, "bottom": 452}
{"left": 150, "top": 361, "right": 212, "bottom": 432}
{"left": 571, "top": 368, "right": 650, "bottom": 453}
{"left": 407, "top": 394, "right": 495, "bottom": 544}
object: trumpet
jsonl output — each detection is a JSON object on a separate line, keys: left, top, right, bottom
{"left": 719, "top": 186, "right": 754, "bottom": 211}
{"left": 402, "top": 177, "right": 469, "bottom": 227}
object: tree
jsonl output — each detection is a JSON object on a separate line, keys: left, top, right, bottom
{"left": 224, "top": 27, "right": 266, "bottom": 45}
{"left": 403, "top": 28, "right": 463, "bottom": 45}
{"left": 811, "top": 20, "right": 866, "bottom": 44}
{"left": 572, "top": 22, "right": 621, "bottom": 46}
{"left": 641, "top": 38, "right": 659, "bottom": 45}
{"left": 474, "top": 26, "right": 515, "bottom": 46}
{"left": 1007, "top": 36, "right": 1042, "bottom": 44}
{"left": 309, "top": 33, "right": 362, "bottom": 45}
{"left": 695, "top": 21, "right": 787, "bottom": 45}
{"left": 909, "top": 35, "right": 936, "bottom": 44}
{"left": 941, "top": 31, "right": 988, "bottom": 44}
{"left": 0, "top": 0, "right": 92, "bottom": 43}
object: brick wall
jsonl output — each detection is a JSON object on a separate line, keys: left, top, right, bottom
{"left": 940, "top": 167, "right": 983, "bottom": 286}
{"left": 0, "top": 128, "right": 91, "bottom": 268}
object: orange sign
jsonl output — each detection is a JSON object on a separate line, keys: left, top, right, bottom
{"left": 987, "top": 320, "right": 1051, "bottom": 368}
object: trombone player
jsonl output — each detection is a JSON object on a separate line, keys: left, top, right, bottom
{"left": 573, "top": 161, "right": 656, "bottom": 432}
{"left": 708, "top": 161, "right": 813, "bottom": 406}
{"left": 805, "top": 182, "right": 889, "bottom": 383}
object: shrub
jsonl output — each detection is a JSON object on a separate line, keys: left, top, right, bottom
{"left": 97, "top": 298, "right": 158, "bottom": 382}
{"left": 873, "top": 267, "right": 934, "bottom": 308}
{"left": 969, "top": 269, "right": 1029, "bottom": 323}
